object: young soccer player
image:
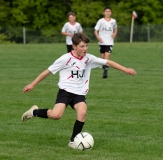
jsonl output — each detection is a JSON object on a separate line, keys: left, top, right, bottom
{"left": 94, "top": 6, "right": 118, "bottom": 78}
{"left": 61, "top": 11, "right": 83, "bottom": 53}
{"left": 22, "top": 33, "right": 136, "bottom": 149}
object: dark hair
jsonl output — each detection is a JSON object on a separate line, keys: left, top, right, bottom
{"left": 104, "top": 6, "right": 112, "bottom": 11}
{"left": 72, "top": 33, "right": 90, "bottom": 45}
{"left": 67, "top": 11, "right": 76, "bottom": 17}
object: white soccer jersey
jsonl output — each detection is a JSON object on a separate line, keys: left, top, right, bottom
{"left": 61, "top": 22, "right": 83, "bottom": 45}
{"left": 48, "top": 52, "right": 107, "bottom": 95}
{"left": 94, "top": 18, "right": 117, "bottom": 45}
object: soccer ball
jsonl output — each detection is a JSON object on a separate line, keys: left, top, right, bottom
{"left": 74, "top": 132, "right": 94, "bottom": 151}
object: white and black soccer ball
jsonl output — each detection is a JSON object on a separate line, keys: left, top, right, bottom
{"left": 74, "top": 132, "right": 94, "bottom": 151}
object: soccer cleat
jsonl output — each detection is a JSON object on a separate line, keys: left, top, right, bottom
{"left": 103, "top": 73, "right": 108, "bottom": 78}
{"left": 68, "top": 141, "right": 75, "bottom": 149}
{"left": 22, "top": 105, "right": 38, "bottom": 122}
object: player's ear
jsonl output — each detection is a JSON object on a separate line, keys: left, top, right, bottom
{"left": 72, "top": 44, "right": 77, "bottom": 50}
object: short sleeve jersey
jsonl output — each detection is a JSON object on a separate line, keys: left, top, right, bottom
{"left": 61, "top": 22, "right": 83, "bottom": 45}
{"left": 94, "top": 18, "right": 117, "bottom": 45}
{"left": 48, "top": 52, "right": 107, "bottom": 95}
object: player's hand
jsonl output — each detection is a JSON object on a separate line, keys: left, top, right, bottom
{"left": 111, "top": 33, "right": 116, "bottom": 38}
{"left": 68, "top": 33, "right": 73, "bottom": 37}
{"left": 22, "top": 84, "right": 35, "bottom": 93}
{"left": 125, "top": 68, "right": 137, "bottom": 75}
{"left": 98, "top": 38, "right": 103, "bottom": 43}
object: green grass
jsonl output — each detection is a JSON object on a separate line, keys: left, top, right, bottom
{"left": 0, "top": 42, "right": 163, "bottom": 160}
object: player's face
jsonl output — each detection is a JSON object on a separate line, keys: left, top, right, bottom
{"left": 103, "top": 9, "right": 112, "bottom": 18}
{"left": 73, "top": 42, "right": 88, "bottom": 58}
{"left": 68, "top": 15, "right": 76, "bottom": 23}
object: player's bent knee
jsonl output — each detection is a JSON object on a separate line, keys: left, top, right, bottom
{"left": 78, "top": 110, "right": 87, "bottom": 120}
{"left": 49, "top": 114, "right": 62, "bottom": 120}
{"left": 81, "top": 111, "right": 87, "bottom": 117}
{"left": 47, "top": 110, "right": 62, "bottom": 120}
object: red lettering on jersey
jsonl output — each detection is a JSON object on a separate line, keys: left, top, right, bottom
{"left": 85, "top": 80, "right": 88, "bottom": 84}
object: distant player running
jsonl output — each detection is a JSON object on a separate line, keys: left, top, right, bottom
{"left": 61, "top": 11, "right": 83, "bottom": 53}
{"left": 22, "top": 33, "right": 136, "bottom": 149}
{"left": 94, "top": 6, "right": 118, "bottom": 78}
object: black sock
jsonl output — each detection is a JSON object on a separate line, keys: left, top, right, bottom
{"left": 105, "top": 65, "right": 108, "bottom": 70}
{"left": 33, "top": 109, "right": 49, "bottom": 118}
{"left": 70, "top": 120, "right": 85, "bottom": 142}
{"left": 103, "top": 65, "right": 109, "bottom": 75}
{"left": 103, "top": 65, "right": 109, "bottom": 70}
{"left": 102, "top": 65, "right": 105, "bottom": 70}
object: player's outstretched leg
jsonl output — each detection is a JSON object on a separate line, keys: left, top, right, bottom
{"left": 22, "top": 105, "right": 38, "bottom": 122}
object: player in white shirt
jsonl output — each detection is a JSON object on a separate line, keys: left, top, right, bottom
{"left": 21, "top": 33, "right": 136, "bottom": 149}
{"left": 94, "top": 6, "right": 118, "bottom": 78}
{"left": 61, "top": 11, "right": 83, "bottom": 52}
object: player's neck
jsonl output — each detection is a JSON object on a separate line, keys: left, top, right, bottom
{"left": 104, "top": 17, "right": 111, "bottom": 21}
{"left": 69, "top": 21, "right": 76, "bottom": 25}
{"left": 71, "top": 51, "right": 83, "bottom": 59}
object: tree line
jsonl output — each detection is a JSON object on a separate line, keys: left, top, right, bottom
{"left": 0, "top": 0, "right": 163, "bottom": 29}
{"left": 0, "top": 0, "right": 163, "bottom": 43}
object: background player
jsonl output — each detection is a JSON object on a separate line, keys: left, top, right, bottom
{"left": 61, "top": 11, "right": 83, "bottom": 53}
{"left": 94, "top": 6, "right": 118, "bottom": 78}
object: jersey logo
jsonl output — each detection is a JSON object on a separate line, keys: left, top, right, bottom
{"left": 71, "top": 62, "right": 76, "bottom": 66}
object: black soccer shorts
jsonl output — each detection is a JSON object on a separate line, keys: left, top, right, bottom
{"left": 66, "top": 45, "right": 73, "bottom": 53}
{"left": 99, "top": 45, "right": 113, "bottom": 53}
{"left": 55, "top": 89, "right": 86, "bottom": 109}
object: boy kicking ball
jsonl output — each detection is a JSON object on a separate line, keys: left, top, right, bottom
{"left": 22, "top": 32, "right": 136, "bottom": 149}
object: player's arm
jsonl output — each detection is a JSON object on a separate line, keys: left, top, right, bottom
{"left": 94, "top": 30, "right": 103, "bottom": 43}
{"left": 61, "top": 23, "right": 73, "bottom": 37}
{"left": 106, "top": 60, "right": 136, "bottom": 75}
{"left": 112, "top": 28, "right": 118, "bottom": 38}
{"left": 61, "top": 31, "right": 73, "bottom": 37}
{"left": 79, "top": 24, "right": 83, "bottom": 33}
{"left": 22, "top": 69, "right": 52, "bottom": 93}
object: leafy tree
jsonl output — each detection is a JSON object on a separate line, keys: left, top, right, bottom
{"left": 0, "top": 0, "right": 11, "bottom": 26}
{"left": 1, "top": 0, "right": 163, "bottom": 29}
{"left": 70, "top": 0, "right": 104, "bottom": 27}
{"left": 110, "top": 0, "right": 163, "bottom": 25}
{"left": 9, "top": 0, "right": 69, "bottom": 29}
{"left": 0, "top": 0, "right": 163, "bottom": 43}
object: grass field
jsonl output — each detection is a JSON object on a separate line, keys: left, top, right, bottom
{"left": 0, "top": 42, "right": 163, "bottom": 160}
